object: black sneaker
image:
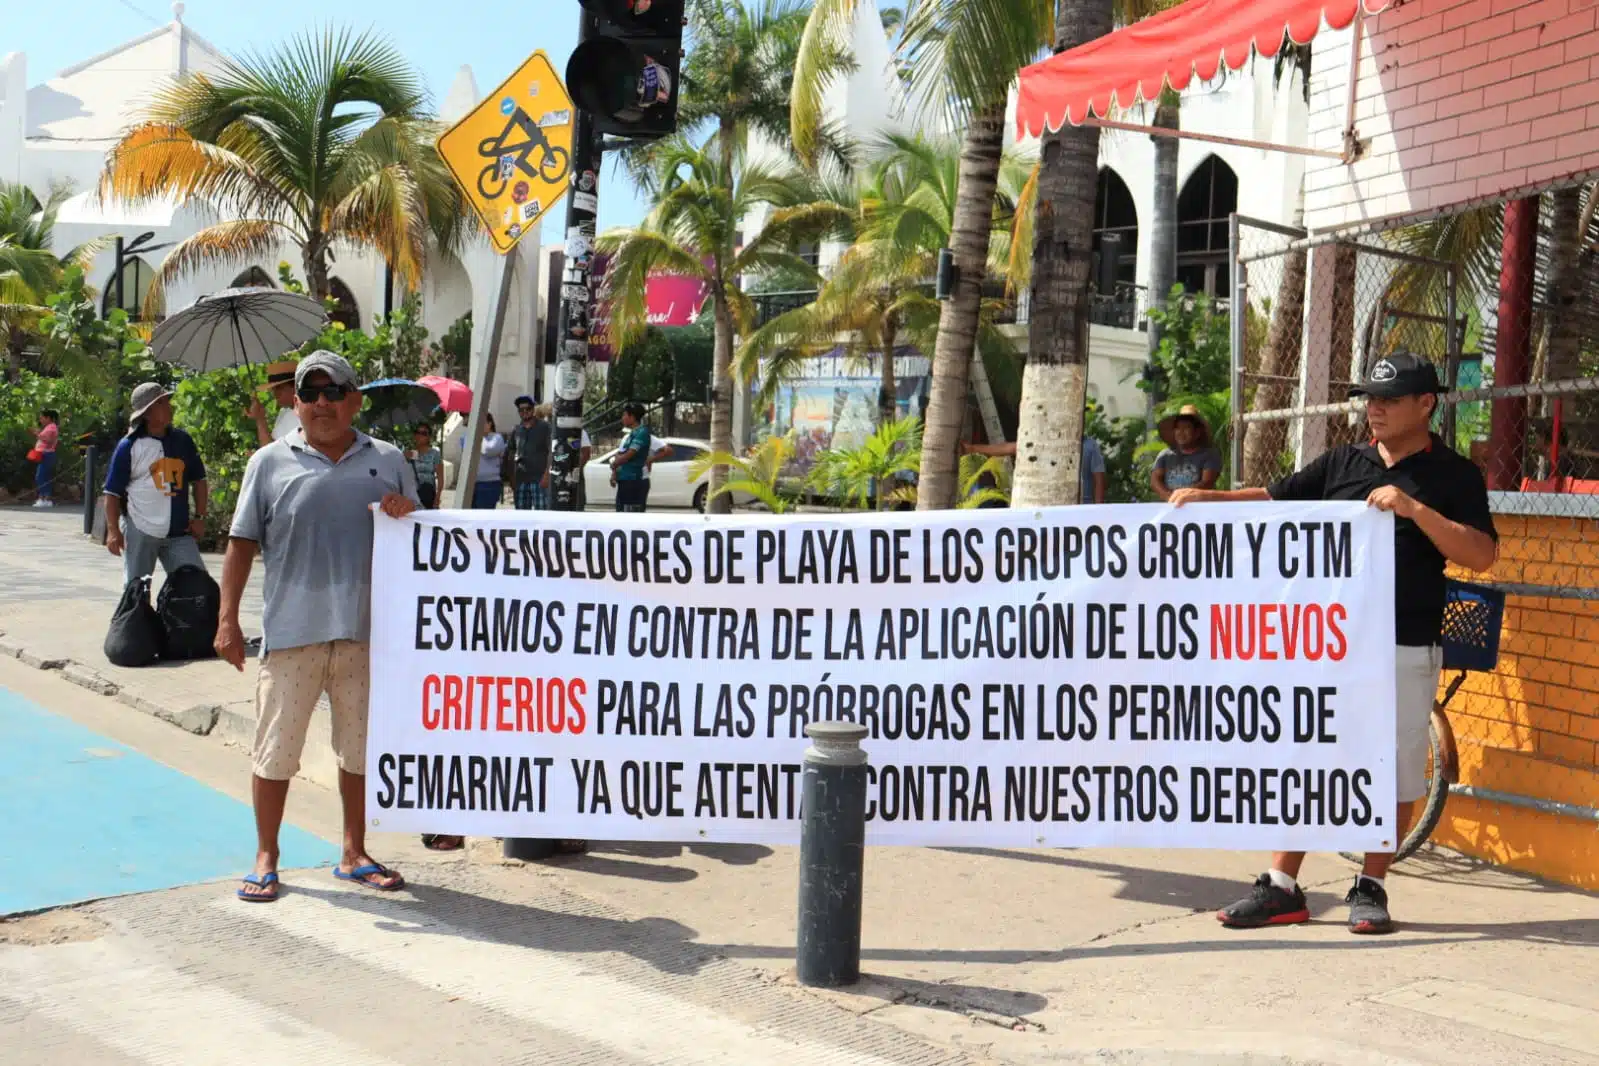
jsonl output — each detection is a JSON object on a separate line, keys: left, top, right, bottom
{"left": 1216, "top": 873, "right": 1311, "bottom": 928}
{"left": 1345, "top": 878, "right": 1395, "bottom": 934}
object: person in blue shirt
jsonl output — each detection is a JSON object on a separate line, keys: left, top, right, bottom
{"left": 609, "top": 403, "right": 652, "bottom": 512}
{"left": 103, "top": 382, "right": 210, "bottom": 585}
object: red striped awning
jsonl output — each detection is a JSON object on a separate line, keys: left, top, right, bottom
{"left": 1016, "top": 0, "right": 1391, "bottom": 138}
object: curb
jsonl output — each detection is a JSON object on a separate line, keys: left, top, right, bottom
{"left": 0, "top": 629, "right": 339, "bottom": 789}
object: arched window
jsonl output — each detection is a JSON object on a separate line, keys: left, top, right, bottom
{"left": 230, "top": 266, "right": 276, "bottom": 289}
{"left": 1091, "top": 168, "right": 1139, "bottom": 327}
{"left": 102, "top": 256, "right": 152, "bottom": 318}
{"left": 328, "top": 277, "right": 361, "bottom": 330}
{"left": 1175, "top": 155, "right": 1238, "bottom": 299}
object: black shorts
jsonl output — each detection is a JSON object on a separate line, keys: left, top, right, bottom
{"left": 615, "top": 479, "right": 648, "bottom": 513}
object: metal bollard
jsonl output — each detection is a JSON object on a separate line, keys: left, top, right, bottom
{"left": 796, "top": 720, "right": 869, "bottom": 988}
{"left": 82, "top": 445, "right": 98, "bottom": 537}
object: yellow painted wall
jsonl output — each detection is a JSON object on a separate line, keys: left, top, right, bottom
{"left": 1438, "top": 514, "right": 1599, "bottom": 889}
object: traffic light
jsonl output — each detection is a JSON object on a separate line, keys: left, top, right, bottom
{"left": 567, "top": 0, "right": 685, "bottom": 141}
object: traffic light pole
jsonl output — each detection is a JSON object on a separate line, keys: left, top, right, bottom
{"left": 503, "top": 7, "right": 602, "bottom": 863}
{"left": 547, "top": 8, "right": 604, "bottom": 515}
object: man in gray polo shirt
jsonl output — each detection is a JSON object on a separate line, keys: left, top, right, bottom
{"left": 215, "top": 350, "right": 419, "bottom": 902}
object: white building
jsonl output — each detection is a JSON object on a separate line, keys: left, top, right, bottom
{"left": 0, "top": 6, "right": 540, "bottom": 432}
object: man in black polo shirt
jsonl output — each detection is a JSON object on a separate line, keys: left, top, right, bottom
{"left": 1171, "top": 351, "right": 1497, "bottom": 934}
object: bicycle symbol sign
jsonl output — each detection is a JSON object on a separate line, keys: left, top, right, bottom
{"left": 435, "top": 50, "right": 575, "bottom": 253}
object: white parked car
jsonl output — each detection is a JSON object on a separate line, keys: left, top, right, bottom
{"left": 584, "top": 436, "right": 724, "bottom": 511}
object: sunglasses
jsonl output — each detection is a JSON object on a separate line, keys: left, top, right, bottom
{"left": 297, "top": 384, "right": 350, "bottom": 404}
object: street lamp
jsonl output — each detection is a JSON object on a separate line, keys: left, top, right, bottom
{"left": 113, "top": 231, "right": 173, "bottom": 318}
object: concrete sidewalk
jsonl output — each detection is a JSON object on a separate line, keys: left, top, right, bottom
{"left": 0, "top": 506, "right": 343, "bottom": 778}
{"left": 3, "top": 506, "right": 1597, "bottom": 1065}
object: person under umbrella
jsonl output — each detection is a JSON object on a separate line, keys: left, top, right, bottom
{"left": 248, "top": 361, "right": 300, "bottom": 445}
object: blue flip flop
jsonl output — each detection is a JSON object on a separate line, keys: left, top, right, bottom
{"left": 333, "top": 863, "right": 405, "bottom": 892}
{"left": 236, "top": 871, "right": 280, "bottom": 903}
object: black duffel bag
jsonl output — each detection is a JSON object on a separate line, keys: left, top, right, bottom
{"left": 156, "top": 564, "right": 221, "bottom": 661}
{"left": 104, "top": 576, "right": 164, "bottom": 668}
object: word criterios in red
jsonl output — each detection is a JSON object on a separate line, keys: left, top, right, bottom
{"left": 421, "top": 674, "right": 588, "bottom": 733}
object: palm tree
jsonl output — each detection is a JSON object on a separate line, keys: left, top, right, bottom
{"left": 99, "top": 29, "right": 469, "bottom": 308}
{"left": 1237, "top": 40, "right": 1315, "bottom": 486}
{"left": 1011, "top": 0, "right": 1115, "bottom": 507}
{"left": 794, "top": 0, "right": 1055, "bottom": 510}
{"left": 598, "top": 137, "right": 850, "bottom": 514}
{"left": 739, "top": 134, "right": 1026, "bottom": 429}
{"left": 808, "top": 415, "right": 924, "bottom": 509}
{"left": 691, "top": 433, "right": 801, "bottom": 513}
{"left": 0, "top": 183, "right": 104, "bottom": 381}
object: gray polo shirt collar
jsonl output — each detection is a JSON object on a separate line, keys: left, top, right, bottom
{"left": 285, "top": 427, "right": 378, "bottom": 466}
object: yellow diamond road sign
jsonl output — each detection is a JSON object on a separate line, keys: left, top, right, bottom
{"left": 438, "top": 50, "right": 574, "bottom": 254}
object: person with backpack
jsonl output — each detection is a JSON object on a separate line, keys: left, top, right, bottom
{"left": 103, "top": 383, "right": 209, "bottom": 585}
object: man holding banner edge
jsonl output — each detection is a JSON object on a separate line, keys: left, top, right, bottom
{"left": 1171, "top": 350, "right": 1497, "bottom": 934}
{"left": 217, "top": 351, "right": 421, "bottom": 902}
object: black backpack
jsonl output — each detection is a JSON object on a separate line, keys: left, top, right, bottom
{"left": 156, "top": 565, "right": 221, "bottom": 661}
{"left": 104, "top": 576, "right": 164, "bottom": 668}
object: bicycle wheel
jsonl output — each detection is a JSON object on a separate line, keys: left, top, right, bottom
{"left": 477, "top": 164, "right": 506, "bottom": 201}
{"left": 1337, "top": 710, "right": 1448, "bottom": 865}
{"left": 540, "top": 144, "right": 571, "bottom": 183}
{"left": 1393, "top": 713, "right": 1451, "bottom": 862}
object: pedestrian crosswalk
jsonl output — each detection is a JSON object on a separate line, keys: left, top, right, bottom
{"left": 0, "top": 867, "right": 974, "bottom": 1065}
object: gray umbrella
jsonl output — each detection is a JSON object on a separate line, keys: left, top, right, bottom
{"left": 151, "top": 287, "right": 329, "bottom": 372}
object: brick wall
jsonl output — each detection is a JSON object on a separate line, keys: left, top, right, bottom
{"left": 1304, "top": 0, "right": 1599, "bottom": 232}
{"left": 1450, "top": 515, "right": 1599, "bottom": 766}
{"left": 1438, "top": 509, "right": 1599, "bottom": 888}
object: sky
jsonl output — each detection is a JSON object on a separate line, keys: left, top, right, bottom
{"left": 14, "top": 0, "right": 898, "bottom": 243}
{"left": 12, "top": 0, "right": 636, "bottom": 239}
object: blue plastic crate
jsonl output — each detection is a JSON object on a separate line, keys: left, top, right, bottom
{"left": 1440, "top": 579, "right": 1505, "bottom": 672}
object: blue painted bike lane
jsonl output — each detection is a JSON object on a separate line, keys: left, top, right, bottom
{"left": 0, "top": 686, "right": 337, "bottom": 915}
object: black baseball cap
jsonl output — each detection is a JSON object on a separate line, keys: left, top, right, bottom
{"left": 1350, "top": 350, "right": 1445, "bottom": 399}
{"left": 515, "top": 394, "right": 535, "bottom": 407}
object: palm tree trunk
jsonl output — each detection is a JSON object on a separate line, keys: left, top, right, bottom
{"left": 1541, "top": 186, "right": 1584, "bottom": 387}
{"left": 880, "top": 317, "right": 898, "bottom": 427}
{"left": 1323, "top": 242, "right": 1358, "bottom": 452}
{"left": 1010, "top": 0, "right": 1114, "bottom": 509}
{"left": 707, "top": 287, "right": 736, "bottom": 515}
{"left": 5, "top": 328, "right": 24, "bottom": 383}
{"left": 302, "top": 240, "right": 332, "bottom": 303}
{"left": 1147, "top": 93, "right": 1180, "bottom": 361}
{"left": 916, "top": 105, "right": 1005, "bottom": 510}
{"left": 1243, "top": 197, "right": 1307, "bottom": 487}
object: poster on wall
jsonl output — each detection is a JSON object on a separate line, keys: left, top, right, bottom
{"left": 367, "top": 503, "right": 1398, "bottom": 852}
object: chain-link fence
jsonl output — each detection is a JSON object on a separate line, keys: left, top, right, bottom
{"left": 1227, "top": 197, "right": 1599, "bottom": 870}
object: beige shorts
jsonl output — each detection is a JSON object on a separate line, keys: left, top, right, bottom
{"left": 1396, "top": 645, "right": 1442, "bottom": 803}
{"left": 252, "top": 640, "right": 371, "bottom": 781}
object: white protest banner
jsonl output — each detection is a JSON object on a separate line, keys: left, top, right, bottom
{"left": 367, "top": 503, "right": 1396, "bottom": 851}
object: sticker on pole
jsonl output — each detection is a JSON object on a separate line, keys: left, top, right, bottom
{"left": 554, "top": 359, "right": 586, "bottom": 401}
{"left": 437, "top": 50, "right": 574, "bottom": 254}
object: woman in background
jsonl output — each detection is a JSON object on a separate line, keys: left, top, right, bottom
{"left": 405, "top": 422, "right": 442, "bottom": 508}
{"left": 458, "top": 412, "right": 506, "bottom": 509}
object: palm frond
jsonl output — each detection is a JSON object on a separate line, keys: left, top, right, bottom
{"left": 898, "top": 0, "right": 1053, "bottom": 126}
{"left": 147, "top": 219, "right": 291, "bottom": 311}
{"left": 791, "top": 0, "right": 868, "bottom": 167}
